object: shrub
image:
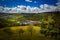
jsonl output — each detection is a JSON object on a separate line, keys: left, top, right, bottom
{"left": 3, "top": 28, "right": 13, "bottom": 35}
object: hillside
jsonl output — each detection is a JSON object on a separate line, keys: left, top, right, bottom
{"left": 0, "top": 12, "right": 60, "bottom": 40}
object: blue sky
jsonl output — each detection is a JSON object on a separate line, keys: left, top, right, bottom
{"left": 0, "top": 0, "right": 57, "bottom": 7}
{"left": 0, "top": 0, "right": 59, "bottom": 13}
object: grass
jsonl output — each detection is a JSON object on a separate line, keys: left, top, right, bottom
{"left": 10, "top": 26, "right": 41, "bottom": 31}
{"left": 0, "top": 26, "right": 56, "bottom": 40}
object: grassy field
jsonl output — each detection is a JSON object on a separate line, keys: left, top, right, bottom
{"left": 0, "top": 26, "right": 56, "bottom": 40}
{"left": 10, "top": 26, "right": 41, "bottom": 32}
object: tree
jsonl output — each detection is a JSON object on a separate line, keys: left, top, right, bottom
{"left": 19, "top": 29, "right": 25, "bottom": 36}
{"left": 53, "top": 12, "right": 60, "bottom": 38}
{"left": 27, "top": 25, "right": 35, "bottom": 40}
{"left": 18, "top": 29, "right": 25, "bottom": 40}
{"left": 27, "top": 25, "right": 34, "bottom": 36}
{"left": 3, "top": 28, "right": 13, "bottom": 35}
{"left": 40, "top": 13, "right": 59, "bottom": 38}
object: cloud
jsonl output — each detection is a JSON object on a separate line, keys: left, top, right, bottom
{"left": 56, "top": 0, "right": 60, "bottom": 11}
{"left": 0, "top": 4, "right": 57, "bottom": 13}
{"left": 40, "top": 4, "right": 57, "bottom": 12}
{"left": 25, "top": 0, "right": 32, "bottom": 2}
{"left": 0, "top": 6, "right": 4, "bottom": 12}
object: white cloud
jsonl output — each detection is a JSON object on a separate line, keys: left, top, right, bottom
{"left": 25, "top": 0, "right": 32, "bottom": 2}
{"left": 40, "top": 4, "right": 50, "bottom": 10}
{"left": 0, "top": 6, "right": 4, "bottom": 12}
{"left": 0, "top": 4, "right": 57, "bottom": 13}
{"left": 56, "top": 0, "right": 60, "bottom": 11}
{"left": 40, "top": 4, "right": 57, "bottom": 12}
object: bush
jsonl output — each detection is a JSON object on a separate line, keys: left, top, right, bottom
{"left": 3, "top": 28, "right": 14, "bottom": 35}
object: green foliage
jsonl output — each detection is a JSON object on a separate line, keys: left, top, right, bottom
{"left": 0, "top": 17, "right": 21, "bottom": 28}
{"left": 3, "top": 28, "right": 14, "bottom": 35}
{"left": 53, "top": 12, "right": 60, "bottom": 29}
{"left": 19, "top": 29, "right": 25, "bottom": 34}
{"left": 27, "top": 25, "right": 34, "bottom": 36}
{"left": 40, "top": 13, "right": 59, "bottom": 38}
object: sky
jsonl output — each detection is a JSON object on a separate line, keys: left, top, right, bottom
{"left": 0, "top": 0, "right": 59, "bottom": 13}
{"left": 0, "top": 0, "right": 57, "bottom": 7}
